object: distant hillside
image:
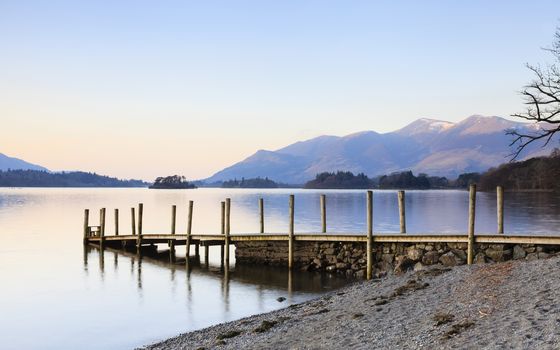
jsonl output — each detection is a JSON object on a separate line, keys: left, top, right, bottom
{"left": 205, "top": 115, "right": 559, "bottom": 184}
{"left": 0, "top": 153, "right": 48, "bottom": 171}
{"left": 0, "top": 170, "right": 148, "bottom": 187}
{"left": 479, "top": 151, "right": 560, "bottom": 191}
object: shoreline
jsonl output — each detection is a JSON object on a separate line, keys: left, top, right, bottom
{"left": 142, "top": 255, "right": 560, "bottom": 349}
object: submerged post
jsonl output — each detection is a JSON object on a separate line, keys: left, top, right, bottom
{"left": 186, "top": 200, "right": 193, "bottom": 261}
{"left": 170, "top": 205, "right": 176, "bottom": 260}
{"left": 288, "top": 195, "right": 295, "bottom": 269}
{"left": 225, "top": 198, "right": 231, "bottom": 266}
{"left": 467, "top": 185, "right": 476, "bottom": 265}
{"left": 83, "top": 209, "right": 90, "bottom": 244}
{"left": 114, "top": 209, "right": 119, "bottom": 236}
{"left": 398, "top": 190, "right": 406, "bottom": 234}
{"left": 366, "top": 191, "right": 373, "bottom": 280}
{"left": 131, "top": 207, "right": 136, "bottom": 235}
{"left": 497, "top": 186, "right": 504, "bottom": 234}
{"left": 137, "top": 203, "right": 143, "bottom": 252}
{"left": 259, "top": 198, "right": 264, "bottom": 234}
{"left": 320, "top": 194, "right": 326, "bottom": 233}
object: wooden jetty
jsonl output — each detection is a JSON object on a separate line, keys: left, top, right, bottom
{"left": 83, "top": 185, "right": 560, "bottom": 280}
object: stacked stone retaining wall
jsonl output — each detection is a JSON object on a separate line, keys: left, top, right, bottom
{"left": 235, "top": 241, "right": 560, "bottom": 278}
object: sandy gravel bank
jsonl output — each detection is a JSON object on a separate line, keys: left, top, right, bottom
{"left": 142, "top": 255, "right": 560, "bottom": 349}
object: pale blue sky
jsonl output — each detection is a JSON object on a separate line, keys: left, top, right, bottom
{"left": 1, "top": 1, "right": 559, "bottom": 179}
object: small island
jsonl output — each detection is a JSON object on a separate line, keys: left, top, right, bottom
{"left": 149, "top": 175, "right": 197, "bottom": 189}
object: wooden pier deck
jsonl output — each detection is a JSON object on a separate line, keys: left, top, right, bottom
{"left": 84, "top": 186, "right": 560, "bottom": 279}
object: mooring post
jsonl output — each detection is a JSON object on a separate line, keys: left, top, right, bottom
{"left": 225, "top": 198, "right": 231, "bottom": 266}
{"left": 100, "top": 208, "right": 106, "bottom": 249}
{"left": 497, "top": 186, "right": 504, "bottom": 234}
{"left": 467, "top": 185, "right": 476, "bottom": 265}
{"left": 220, "top": 201, "right": 225, "bottom": 264}
{"left": 83, "top": 209, "right": 90, "bottom": 244}
{"left": 288, "top": 194, "right": 295, "bottom": 269}
{"left": 186, "top": 200, "right": 193, "bottom": 262}
{"left": 137, "top": 203, "right": 143, "bottom": 253}
{"left": 170, "top": 205, "right": 176, "bottom": 261}
{"left": 398, "top": 190, "right": 406, "bottom": 234}
{"left": 259, "top": 198, "right": 264, "bottom": 234}
{"left": 114, "top": 209, "right": 119, "bottom": 236}
{"left": 131, "top": 207, "right": 136, "bottom": 235}
{"left": 366, "top": 191, "right": 373, "bottom": 280}
{"left": 320, "top": 194, "right": 326, "bottom": 233}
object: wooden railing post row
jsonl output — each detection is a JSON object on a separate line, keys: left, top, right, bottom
{"left": 186, "top": 200, "right": 193, "bottom": 262}
{"left": 137, "top": 203, "right": 143, "bottom": 253}
{"left": 497, "top": 186, "right": 504, "bottom": 234}
{"left": 320, "top": 194, "right": 326, "bottom": 233}
{"left": 398, "top": 190, "right": 406, "bottom": 234}
{"left": 467, "top": 185, "right": 476, "bottom": 265}
{"left": 288, "top": 194, "right": 295, "bottom": 269}
{"left": 366, "top": 190, "right": 373, "bottom": 280}
{"left": 259, "top": 198, "right": 264, "bottom": 234}
{"left": 83, "top": 209, "right": 90, "bottom": 244}
{"left": 225, "top": 198, "right": 231, "bottom": 266}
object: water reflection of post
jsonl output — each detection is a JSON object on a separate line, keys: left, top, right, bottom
{"left": 137, "top": 255, "right": 143, "bottom": 291}
{"left": 83, "top": 244, "right": 90, "bottom": 273}
{"left": 113, "top": 251, "right": 118, "bottom": 271}
{"left": 287, "top": 269, "right": 293, "bottom": 302}
{"left": 99, "top": 245, "right": 105, "bottom": 276}
{"left": 222, "top": 264, "right": 230, "bottom": 313}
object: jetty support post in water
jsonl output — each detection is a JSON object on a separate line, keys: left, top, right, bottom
{"left": 83, "top": 209, "right": 90, "bottom": 244}
{"left": 130, "top": 207, "right": 136, "bottom": 235}
{"left": 497, "top": 186, "right": 504, "bottom": 234}
{"left": 114, "top": 209, "right": 119, "bottom": 236}
{"left": 225, "top": 198, "right": 231, "bottom": 268}
{"left": 366, "top": 190, "right": 373, "bottom": 280}
{"left": 137, "top": 203, "right": 143, "bottom": 254}
{"left": 398, "top": 190, "right": 406, "bottom": 234}
{"left": 99, "top": 208, "right": 106, "bottom": 249}
{"left": 169, "top": 205, "right": 176, "bottom": 262}
{"left": 467, "top": 185, "right": 476, "bottom": 265}
{"left": 186, "top": 200, "right": 193, "bottom": 263}
{"left": 259, "top": 198, "right": 264, "bottom": 234}
{"left": 288, "top": 194, "right": 295, "bottom": 269}
{"left": 220, "top": 201, "right": 225, "bottom": 265}
{"left": 321, "top": 194, "right": 327, "bottom": 233}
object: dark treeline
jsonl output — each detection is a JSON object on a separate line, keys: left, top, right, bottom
{"left": 222, "top": 177, "right": 278, "bottom": 188}
{"left": 149, "top": 175, "right": 196, "bottom": 189}
{"left": 0, "top": 170, "right": 147, "bottom": 187}
{"left": 304, "top": 171, "right": 372, "bottom": 189}
{"left": 305, "top": 171, "right": 480, "bottom": 190}
{"left": 478, "top": 150, "right": 560, "bottom": 191}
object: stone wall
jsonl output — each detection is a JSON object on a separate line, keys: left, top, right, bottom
{"left": 235, "top": 241, "right": 560, "bottom": 278}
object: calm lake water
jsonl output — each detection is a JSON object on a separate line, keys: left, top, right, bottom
{"left": 1, "top": 187, "right": 559, "bottom": 349}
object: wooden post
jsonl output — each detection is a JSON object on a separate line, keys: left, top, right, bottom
{"left": 366, "top": 191, "right": 373, "bottom": 280}
{"left": 204, "top": 244, "right": 209, "bottom": 264}
{"left": 288, "top": 195, "right": 295, "bottom": 269}
{"left": 497, "top": 186, "right": 504, "bottom": 234}
{"left": 137, "top": 203, "right": 143, "bottom": 252}
{"left": 83, "top": 209, "right": 90, "bottom": 244}
{"left": 114, "top": 209, "right": 119, "bottom": 236}
{"left": 100, "top": 208, "right": 106, "bottom": 248}
{"left": 259, "top": 198, "right": 264, "bottom": 234}
{"left": 131, "top": 207, "right": 136, "bottom": 235}
{"left": 170, "top": 205, "right": 176, "bottom": 261}
{"left": 220, "top": 201, "right": 225, "bottom": 264}
{"left": 467, "top": 185, "right": 476, "bottom": 265}
{"left": 320, "top": 194, "right": 326, "bottom": 233}
{"left": 225, "top": 198, "right": 231, "bottom": 266}
{"left": 398, "top": 190, "right": 406, "bottom": 234}
{"left": 186, "top": 200, "right": 193, "bottom": 261}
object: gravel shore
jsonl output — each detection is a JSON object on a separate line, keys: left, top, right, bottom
{"left": 142, "top": 255, "right": 560, "bottom": 349}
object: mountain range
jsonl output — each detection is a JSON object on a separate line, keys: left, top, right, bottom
{"left": 205, "top": 115, "right": 559, "bottom": 184}
{"left": 0, "top": 153, "right": 48, "bottom": 172}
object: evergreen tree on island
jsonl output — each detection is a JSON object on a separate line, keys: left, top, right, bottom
{"left": 149, "top": 175, "right": 197, "bottom": 189}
